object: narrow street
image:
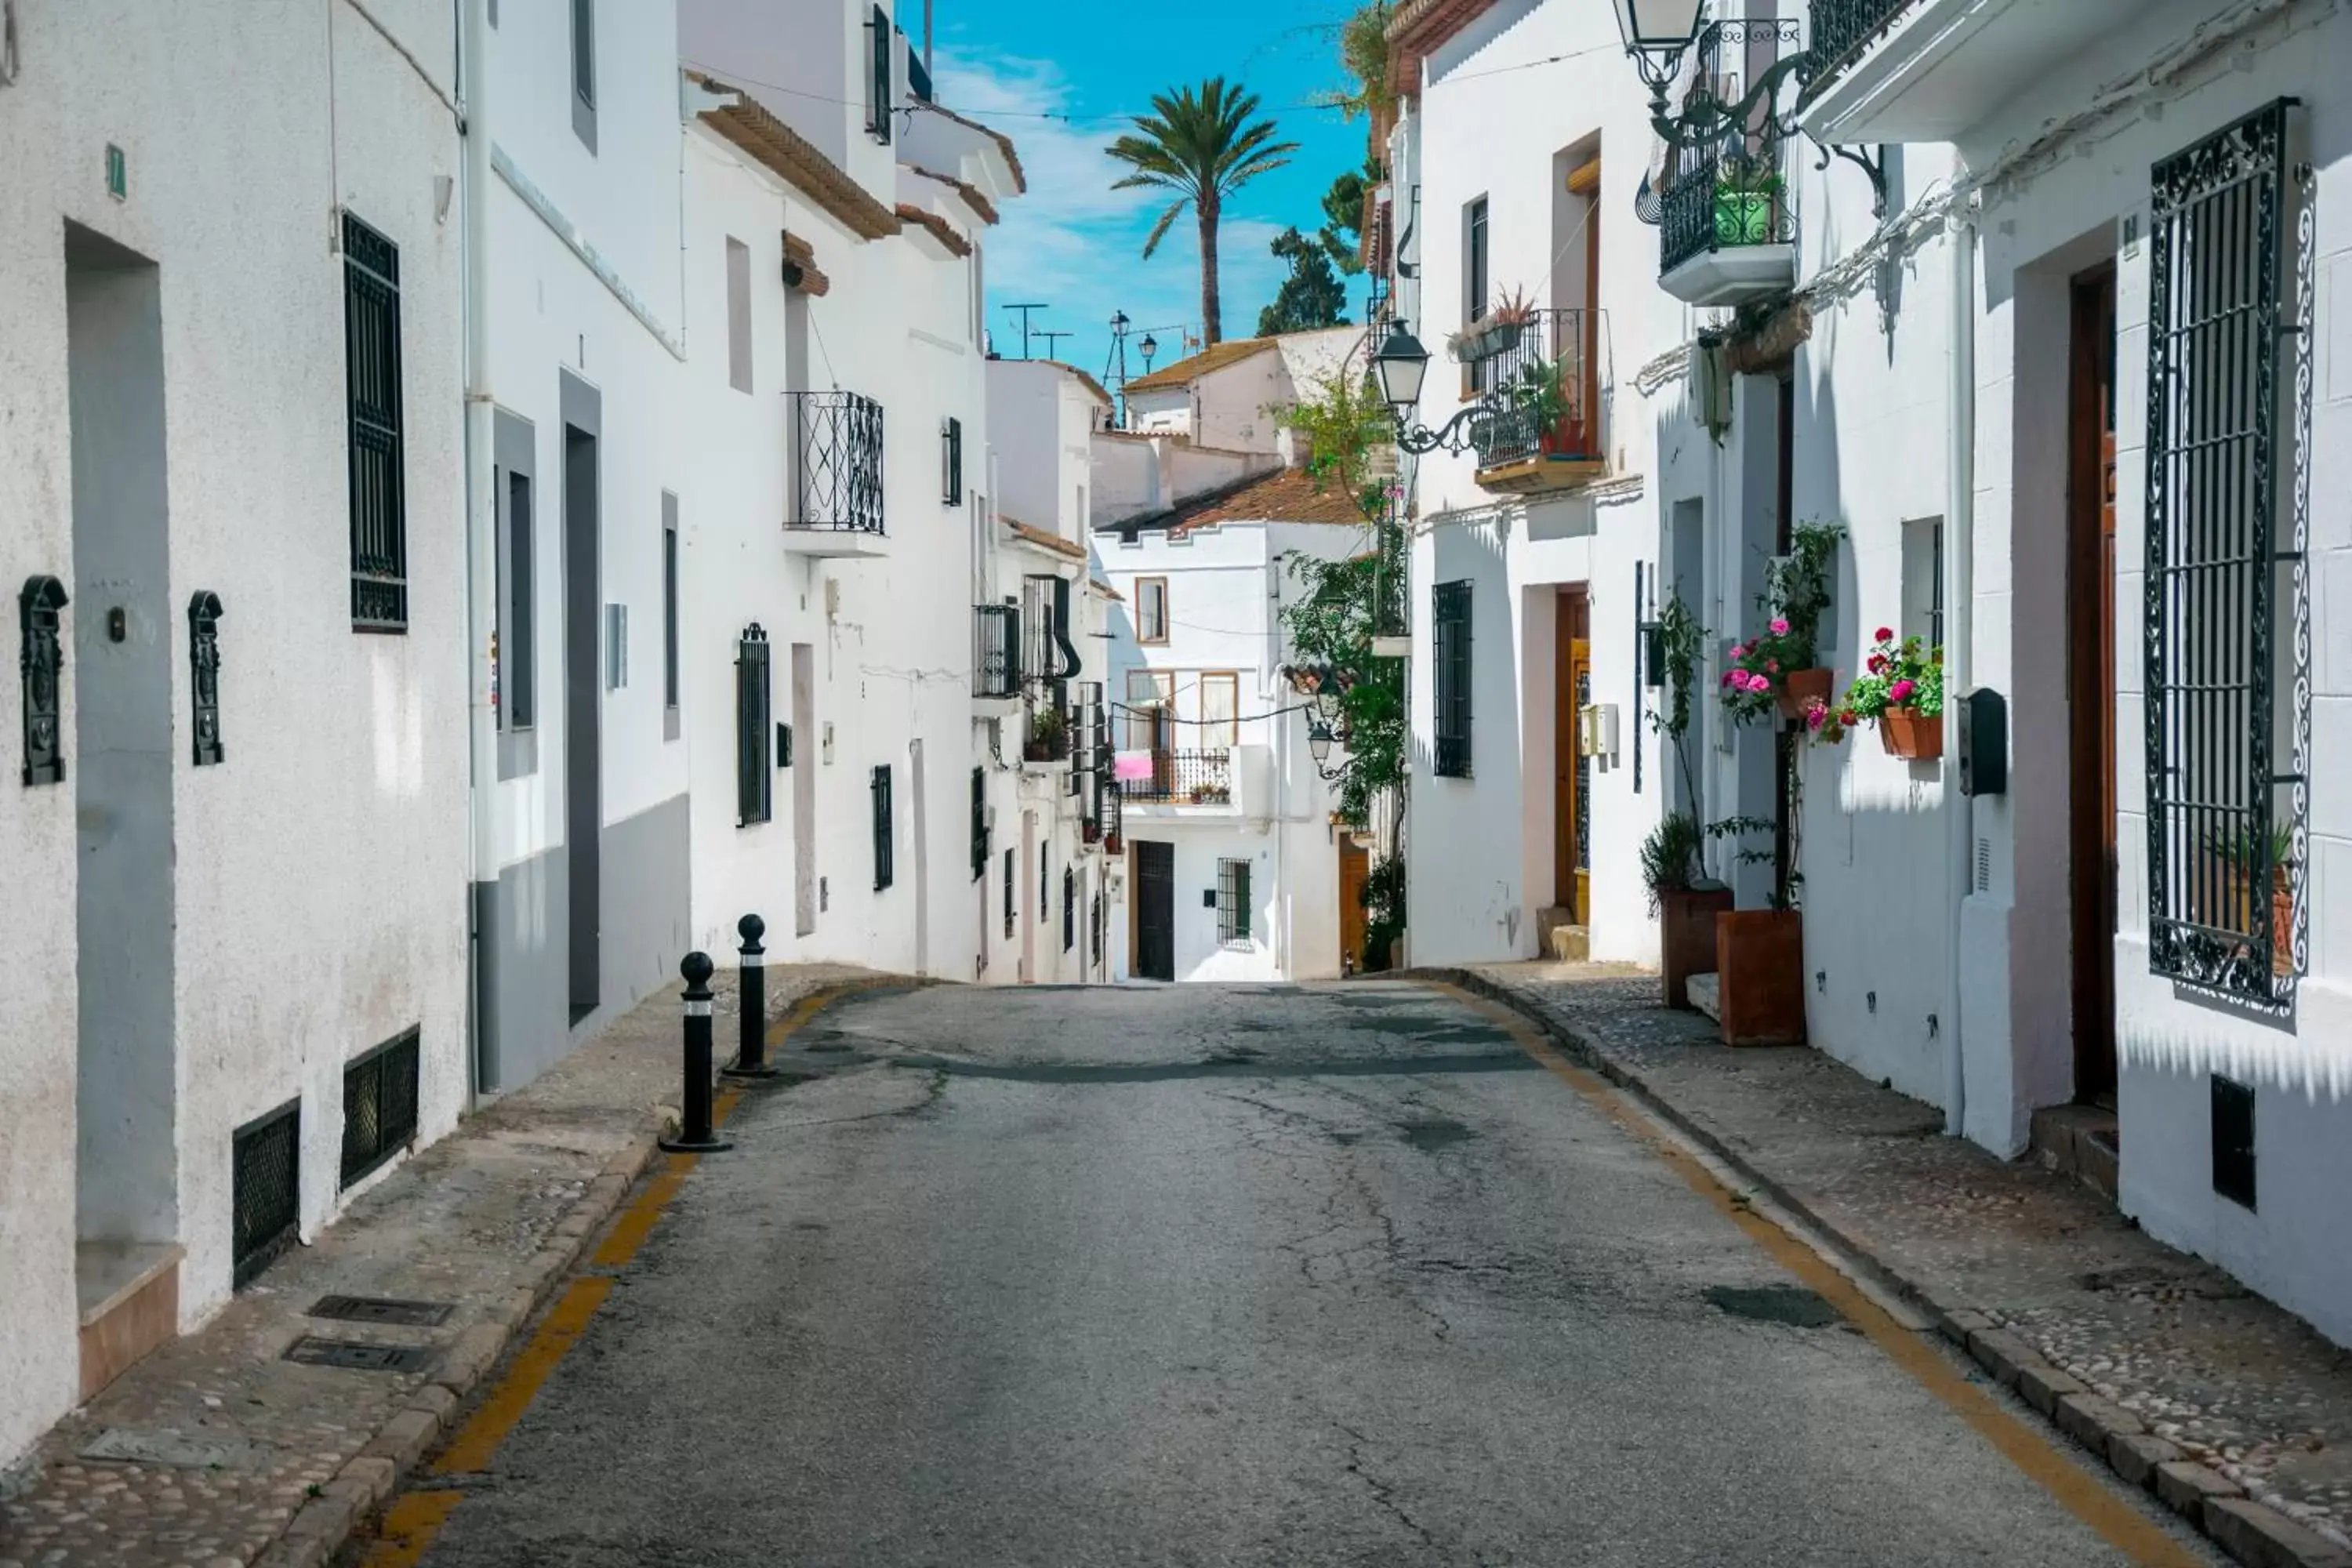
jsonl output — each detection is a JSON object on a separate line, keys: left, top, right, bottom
{"left": 376, "top": 984, "right": 2213, "bottom": 1567}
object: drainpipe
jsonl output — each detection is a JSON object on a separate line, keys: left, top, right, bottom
{"left": 1943, "top": 198, "right": 1978, "bottom": 1141}
{"left": 460, "top": 0, "right": 496, "bottom": 1106}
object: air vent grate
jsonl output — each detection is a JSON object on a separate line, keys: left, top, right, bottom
{"left": 232, "top": 1099, "right": 302, "bottom": 1289}
{"left": 284, "top": 1336, "right": 437, "bottom": 1374}
{"left": 307, "top": 1294, "right": 452, "bottom": 1328}
{"left": 341, "top": 1028, "right": 420, "bottom": 1189}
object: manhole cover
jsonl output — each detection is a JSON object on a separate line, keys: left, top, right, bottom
{"left": 283, "top": 1337, "right": 437, "bottom": 1373}
{"left": 1703, "top": 1283, "right": 1842, "bottom": 1328}
{"left": 80, "top": 1429, "right": 259, "bottom": 1469}
{"left": 309, "top": 1294, "right": 454, "bottom": 1327}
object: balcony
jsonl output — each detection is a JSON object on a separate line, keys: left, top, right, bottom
{"left": 783, "top": 391, "right": 885, "bottom": 555}
{"left": 1800, "top": 0, "right": 2145, "bottom": 147}
{"left": 1659, "top": 24, "right": 1798, "bottom": 307}
{"left": 1465, "top": 308, "right": 1607, "bottom": 496}
{"left": 1117, "top": 746, "right": 1273, "bottom": 817}
{"left": 974, "top": 604, "right": 1020, "bottom": 702}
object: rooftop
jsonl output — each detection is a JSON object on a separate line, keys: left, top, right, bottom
{"left": 693, "top": 75, "right": 899, "bottom": 241}
{"left": 1121, "top": 337, "right": 1276, "bottom": 395}
{"left": 1101, "top": 465, "right": 1374, "bottom": 539}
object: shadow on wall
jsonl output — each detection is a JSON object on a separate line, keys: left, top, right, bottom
{"left": 1413, "top": 514, "right": 1522, "bottom": 960}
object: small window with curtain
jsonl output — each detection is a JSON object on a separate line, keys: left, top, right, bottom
{"left": 1125, "top": 670, "right": 1172, "bottom": 752}
{"left": 1433, "top": 580, "right": 1473, "bottom": 778}
{"left": 871, "top": 764, "right": 895, "bottom": 891}
{"left": 1135, "top": 577, "right": 1169, "bottom": 644}
{"left": 1199, "top": 672, "right": 1238, "bottom": 750}
{"left": 1217, "top": 858, "right": 1252, "bottom": 945}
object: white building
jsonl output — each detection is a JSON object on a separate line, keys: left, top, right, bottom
{"left": 1385, "top": 0, "right": 2352, "bottom": 1347}
{"left": 1094, "top": 463, "right": 1368, "bottom": 982}
{"left": 978, "top": 357, "right": 1120, "bottom": 986}
{"left": 673, "top": 0, "right": 1028, "bottom": 985}
{"left": 0, "top": 1, "right": 466, "bottom": 1460}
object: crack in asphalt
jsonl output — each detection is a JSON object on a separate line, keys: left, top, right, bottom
{"left": 1334, "top": 1419, "right": 1438, "bottom": 1548}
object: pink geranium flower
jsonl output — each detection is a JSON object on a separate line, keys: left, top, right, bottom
{"left": 1889, "top": 677, "right": 1916, "bottom": 705}
{"left": 1769, "top": 618, "right": 1790, "bottom": 635}
{"left": 1748, "top": 673, "right": 1771, "bottom": 693}
{"left": 1765, "top": 659, "right": 1780, "bottom": 674}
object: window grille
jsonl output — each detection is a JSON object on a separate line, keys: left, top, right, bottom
{"left": 866, "top": 5, "right": 894, "bottom": 143}
{"left": 1433, "top": 580, "right": 1473, "bottom": 778}
{"left": 942, "top": 417, "right": 964, "bottom": 505}
{"left": 872, "top": 764, "right": 895, "bottom": 891}
{"left": 736, "top": 625, "right": 772, "bottom": 826}
{"left": 662, "top": 500, "right": 680, "bottom": 710}
{"left": 1004, "top": 846, "right": 1015, "bottom": 939}
{"left": 1218, "top": 858, "right": 1251, "bottom": 944}
{"left": 1063, "top": 866, "right": 1076, "bottom": 952}
{"left": 343, "top": 214, "right": 408, "bottom": 631}
{"left": 2144, "top": 98, "right": 2303, "bottom": 1000}
{"left": 786, "top": 392, "right": 885, "bottom": 535}
{"left": 505, "top": 470, "right": 535, "bottom": 727}
{"left": 233, "top": 1098, "right": 301, "bottom": 1288}
{"left": 340, "top": 1028, "right": 419, "bottom": 1189}
{"left": 971, "top": 764, "right": 988, "bottom": 881}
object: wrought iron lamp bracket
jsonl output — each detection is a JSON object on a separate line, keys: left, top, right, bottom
{"left": 1645, "top": 24, "right": 1809, "bottom": 155}
{"left": 1392, "top": 404, "right": 1489, "bottom": 457}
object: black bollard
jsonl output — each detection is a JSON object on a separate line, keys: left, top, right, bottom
{"left": 721, "top": 913, "right": 775, "bottom": 1079}
{"left": 659, "top": 951, "right": 733, "bottom": 1153}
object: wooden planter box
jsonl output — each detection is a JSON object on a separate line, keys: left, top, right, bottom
{"left": 1715, "top": 909, "right": 1806, "bottom": 1047}
{"left": 1776, "top": 668, "right": 1833, "bottom": 721}
{"left": 1879, "top": 707, "right": 1942, "bottom": 760}
{"left": 1660, "top": 885, "right": 1734, "bottom": 1009}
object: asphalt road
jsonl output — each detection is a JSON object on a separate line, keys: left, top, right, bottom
{"left": 408, "top": 982, "right": 2216, "bottom": 1566}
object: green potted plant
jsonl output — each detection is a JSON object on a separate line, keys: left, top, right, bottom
{"left": 1835, "top": 627, "right": 1944, "bottom": 759}
{"left": 1714, "top": 154, "right": 1786, "bottom": 247}
{"left": 1719, "top": 521, "right": 1842, "bottom": 726}
{"left": 1487, "top": 285, "right": 1537, "bottom": 354}
{"left": 1642, "top": 811, "right": 1730, "bottom": 1009}
{"left": 1024, "top": 706, "right": 1069, "bottom": 763}
{"left": 2208, "top": 822, "right": 2296, "bottom": 978}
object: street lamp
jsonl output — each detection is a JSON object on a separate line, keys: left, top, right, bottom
{"left": 1370, "top": 319, "right": 1489, "bottom": 456}
{"left": 1138, "top": 333, "right": 1158, "bottom": 370}
{"left": 1609, "top": 0, "right": 1708, "bottom": 118}
{"left": 1308, "top": 723, "right": 1334, "bottom": 767}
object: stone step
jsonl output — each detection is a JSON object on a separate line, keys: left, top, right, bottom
{"left": 1686, "top": 971, "right": 1722, "bottom": 1023}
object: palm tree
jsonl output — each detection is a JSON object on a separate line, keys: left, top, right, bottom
{"left": 1105, "top": 78, "right": 1299, "bottom": 346}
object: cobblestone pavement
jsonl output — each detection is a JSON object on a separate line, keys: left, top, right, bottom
{"left": 0, "top": 964, "right": 888, "bottom": 1568}
{"left": 1441, "top": 961, "right": 2352, "bottom": 1558}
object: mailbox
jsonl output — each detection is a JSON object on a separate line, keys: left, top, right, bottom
{"left": 1957, "top": 687, "right": 2007, "bottom": 797}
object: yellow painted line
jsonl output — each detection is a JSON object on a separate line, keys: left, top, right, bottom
{"left": 351, "top": 984, "right": 859, "bottom": 1564}
{"left": 1428, "top": 982, "right": 2204, "bottom": 1568}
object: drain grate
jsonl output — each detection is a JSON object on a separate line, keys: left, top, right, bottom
{"left": 308, "top": 1294, "right": 454, "bottom": 1328}
{"left": 283, "top": 1336, "right": 437, "bottom": 1374}
{"left": 1704, "top": 1283, "right": 1842, "bottom": 1328}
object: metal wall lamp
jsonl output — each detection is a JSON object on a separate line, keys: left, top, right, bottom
{"left": 1370, "top": 321, "right": 1488, "bottom": 456}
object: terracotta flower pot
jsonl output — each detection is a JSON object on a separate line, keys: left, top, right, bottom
{"left": 1879, "top": 706, "right": 1942, "bottom": 760}
{"left": 1715, "top": 909, "right": 1806, "bottom": 1047}
{"left": 2271, "top": 878, "right": 2294, "bottom": 977}
{"left": 1660, "top": 885, "right": 1734, "bottom": 1010}
{"left": 1776, "top": 667, "right": 1833, "bottom": 721}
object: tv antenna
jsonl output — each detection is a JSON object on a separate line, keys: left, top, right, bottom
{"left": 1001, "top": 303, "right": 1049, "bottom": 360}
{"left": 1035, "top": 328, "right": 1073, "bottom": 361}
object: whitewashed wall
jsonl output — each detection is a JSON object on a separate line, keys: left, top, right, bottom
{"left": 0, "top": 0, "right": 466, "bottom": 1461}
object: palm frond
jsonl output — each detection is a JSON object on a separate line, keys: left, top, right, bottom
{"left": 1142, "top": 198, "right": 1190, "bottom": 259}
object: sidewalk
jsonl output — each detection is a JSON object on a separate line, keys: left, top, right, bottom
{"left": 1421, "top": 960, "right": 2352, "bottom": 1568}
{"left": 0, "top": 962, "right": 898, "bottom": 1568}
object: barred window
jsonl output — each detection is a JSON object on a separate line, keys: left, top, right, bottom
{"left": 1063, "top": 866, "right": 1076, "bottom": 952}
{"left": 971, "top": 765, "right": 988, "bottom": 881}
{"left": 736, "top": 626, "right": 772, "bottom": 826}
{"left": 1218, "top": 858, "right": 1251, "bottom": 945}
{"left": 1004, "top": 846, "right": 1016, "bottom": 940}
{"left": 872, "top": 764, "right": 895, "bottom": 891}
{"left": 2144, "top": 98, "right": 2304, "bottom": 1000}
{"left": 866, "top": 4, "right": 894, "bottom": 143}
{"left": 942, "top": 417, "right": 964, "bottom": 505}
{"left": 1433, "top": 580, "right": 1473, "bottom": 778}
{"left": 343, "top": 214, "right": 408, "bottom": 632}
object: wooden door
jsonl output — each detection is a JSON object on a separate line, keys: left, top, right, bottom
{"left": 2068, "top": 266, "right": 2119, "bottom": 1104}
{"left": 1338, "top": 838, "right": 1370, "bottom": 975}
{"left": 1135, "top": 840, "right": 1176, "bottom": 982}
{"left": 1556, "top": 591, "right": 1592, "bottom": 924}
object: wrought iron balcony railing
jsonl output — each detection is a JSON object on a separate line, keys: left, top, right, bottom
{"left": 1466, "top": 307, "right": 1602, "bottom": 472}
{"left": 1661, "top": 22, "right": 1800, "bottom": 278}
{"left": 1120, "top": 749, "right": 1233, "bottom": 806}
{"left": 975, "top": 604, "right": 1020, "bottom": 699}
{"left": 1801, "top": 0, "right": 1918, "bottom": 97}
{"left": 786, "top": 391, "right": 884, "bottom": 535}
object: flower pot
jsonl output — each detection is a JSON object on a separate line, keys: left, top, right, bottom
{"left": 1715, "top": 909, "right": 1806, "bottom": 1047}
{"left": 1879, "top": 707, "right": 1942, "bottom": 760}
{"left": 2272, "top": 878, "right": 2294, "bottom": 977}
{"left": 1775, "top": 667, "right": 1833, "bottom": 721}
{"left": 1488, "top": 319, "right": 1526, "bottom": 355}
{"left": 1714, "top": 189, "right": 1779, "bottom": 246}
{"left": 1660, "top": 884, "right": 1733, "bottom": 1010}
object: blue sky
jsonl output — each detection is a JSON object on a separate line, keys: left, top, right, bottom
{"left": 929, "top": 0, "right": 1373, "bottom": 387}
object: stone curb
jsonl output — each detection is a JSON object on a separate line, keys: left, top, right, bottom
{"left": 1408, "top": 965, "right": 2350, "bottom": 1568}
{"left": 246, "top": 1134, "right": 661, "bottom": 1568}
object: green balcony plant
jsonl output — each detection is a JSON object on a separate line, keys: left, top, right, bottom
{"left": 1713, "top": 154, "right": 1786, "bottom": 248}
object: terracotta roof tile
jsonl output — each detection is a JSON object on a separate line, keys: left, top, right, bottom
{"left": 1123, "top": 466, "right": 1374, "bottom": 535}
{"left": 1121, "top": 337, "right": 1275, "bottom": 394}
{"left": 912, "top": 102, "right": 1027, "bottom": 193}
{"left": 694, "top": 77, "right": 899, "bottom": 241}
{"left": 1385, "top": 0, "right": 1498, "bottom": 96}
{"left": 1004, "top": 519, "right": 1086, "bottom": 559}
{"left": 909, "top": 165, "right": 999, "bottom": 224}
{"left": 896, "top": 202, "right": 975, "bottom": 258}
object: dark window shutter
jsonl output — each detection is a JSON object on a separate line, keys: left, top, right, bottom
{"left": 872, "top": 764, "right": 895, "bottom": 890}
{"left": 343, "top": 213, "right": 408, "bottom": 632}
{"left": 868, "top": 5, "right": 894, "bottom": 143}
{"left": 736, "top": 626, "right": 772, "bottom": 826}
{"left": 1433, "top": 581, "right": 1473, "bottom": 778}
{"left": 971, "top": 765, "right": 988, "bottom": 880}
{"left": 943, "top": 417, "right": 964, "bottom": 505}
{"left": 1062, "top": 866, "right": 1076, "bottom": 951}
